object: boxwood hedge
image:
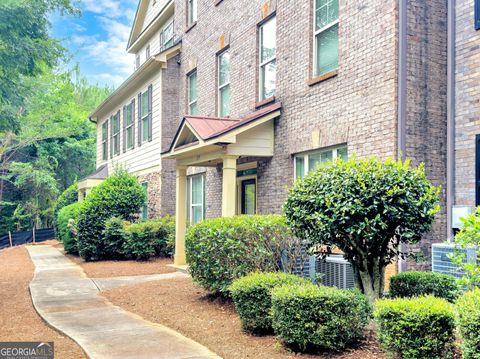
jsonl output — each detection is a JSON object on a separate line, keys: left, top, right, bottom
{"left": 456, "top": 288, "right": 480, "bottom": 359}
{"left": 271, "top": 283, "right": 371, "bottom": 352}
{"left": 389, "top": 271, "right": 459, "bottom": 302}
{"left": 229, "top": 272, "right": 310, "bottom": 333}
{"left": 374, "top": 296, "right": 455, "bottom": 359}
{"left": 57, "top": 202, "right": 81, "bottom": 254}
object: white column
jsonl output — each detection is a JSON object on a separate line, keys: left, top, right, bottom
{"left": 174, "top": 165, "right": 188, "bottom": 265}
{"left": 221, "top": 156, "right": 238, "bottom": 217}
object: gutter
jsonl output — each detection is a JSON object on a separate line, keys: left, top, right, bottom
{"left": 446, "top": 0, "right": 455, "bottom": 239}
{"left": 398, "top": 0, "right": 407, "bottom": 273}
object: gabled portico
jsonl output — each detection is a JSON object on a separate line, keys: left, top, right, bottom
{"left": 162, "top": 103, "right": 282, "bottom": 265}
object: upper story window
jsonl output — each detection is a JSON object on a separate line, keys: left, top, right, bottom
{"left": 101, "top": 121, "right": 108, "bottom": 161}
{"left": 187, "top": 0, "right": 197, "bottom": 27}
{"left": 314, "top": 0, "right": 339, "bottom": 76}
{"left": 145, "top": 44, "right": 150, "bottom": 59}
{"left": 476, "top": 0, "right": 480, "bottom": 30}
{"left": 294, "top": 145, "right": 347, "bottom": 179}
{"left": 138, "top": 85, "right": 152, "bottom": 144}
{"left": 188, "top": 70, "right": 198, "bottom": 115}
{"left": 218, "top": 50, "right": 230, "bottom": 117}
{"left": 135, "top": 54, "right": 140, "bottom": 69}
{"left": 187, "top": 173, "right": 205, "bottom": 224}
{"left": 259, "top": 16, "right": 276, "bottom": 100}
{"left": 124, "top": 100, "right": 135, "bottom": 150}
{"left": 160, "top": 20, "right": 174, "bottom": 51}
{"left": 110, "top": 111, "right": 120, "bottom": 157}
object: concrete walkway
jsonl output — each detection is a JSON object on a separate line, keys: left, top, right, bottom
{"left": 27, "top": 245, "right": 220, "bottom": 359}
{"left": 92, "top": 272, "right": 188, "bottom": 291}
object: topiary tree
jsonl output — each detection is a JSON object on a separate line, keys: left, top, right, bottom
{"left": 283, "top": 156, "right": 439, "bottom": 302}
{"left": 77, "top": 167, "right": 146, "bottom": 261}
{"left": 53, "top": 180, "right": 78, "bottom": 233}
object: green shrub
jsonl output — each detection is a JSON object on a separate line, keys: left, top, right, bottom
{"left": 103, "top": 216, "right": 127, "bottom": 258}
{"left": 77, "top": 168, "right": 146, "bottom": 260}
{"left": 271, "top": 283, "right": 371, "bottom": 352}
{"left": 54, "top": 181, "right": 78, "bottom": 233}
{"left": 229, "top": 272, "right": 310, "bottom": 333}
{"left": 57, "top": 202, "right": 81, "bottom": 254}
{"left": 185, "top": 215, "right": 306, "bottom": 295}
{"left": 389, "top": 271, "right": 459, "bottom": 302}
{"left": 456, "top": 288, "right": 480, "bottom": 359}
{"left": 374, "top": 296, "right": 455, "bottom": 359}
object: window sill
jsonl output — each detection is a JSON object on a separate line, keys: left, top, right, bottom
{"left": 185, "top": 21, "right": 197, "bottom": 33}
{"left": 214, "top": 0, "right": 223, "bottom": 5}
{"left": 255, "top": 96, "right": 276, "bottom": 109}
{"left": 308, "top": 70, "right": 338, "bottom": 86}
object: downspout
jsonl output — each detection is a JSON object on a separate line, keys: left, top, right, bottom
{"left": 398, "top": 0, "right": 407, "bottom": 273}
{"left": 446, "top": 0, "right": 455, "bottom": 240}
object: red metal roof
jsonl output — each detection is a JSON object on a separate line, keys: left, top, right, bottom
{"left": 185, "top": 102, "right": 282, "bottom": 141}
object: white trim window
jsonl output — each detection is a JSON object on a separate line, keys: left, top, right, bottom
{"left": 141, "top": 91, "right": 149, "bottom": 142}
{"left": 188, "top": 70, "right": 198, "bottom": 115}
{"left": 187, "top": 0, "right": 197, "bottom": 26}
{"left": 218, "top": 50, "right": 230, "bottom": 117}
{"left": 145, "top": 44, "right": 150, "bottom": 59}
{"left": 135, "top": 54, "right": 140, "bottom": 69}
{"left": 294, "top": 145, "right": 347, "bottom": 179}
{"left": 187, "top": 174, "right": 205, "bottom": 224}
{"left": 125, "top": 102, "right": 134, "bottom": 149}
{"left": 160, "top": 20, "right": 174, "bottom": 50}
{"left": 101, "top": 121, "right": 108, "bottom": 161}
{"left": 259, "top": 16, "right": 276, "bottom": 100}
{"left": 111, "top": 112, "right": 120, "bottom": 156}
{"left": 314, "top": 0, "right": 339, "bottom": 76}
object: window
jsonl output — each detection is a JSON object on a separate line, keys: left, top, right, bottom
{"left": 141, "top": 182, "right": 148, "bottom": 220}
{"left": 217, "top": 50, "right": 230, "bottom": 117}
{"left": 294, "top": 145, "right": 347, "bottom": 179}
{"left": 138, "top": 86, "right": 152, "bottom": 144}
{"left": 187, "top": 174, "right": 205, "bottom": 224}
{"left": 160, "top": 20, "right": 174, "bottom": 50}
{"left": 101, "top": 121, "right": 108, "bottom": 161}
{"left": 111, "top": 111, "right": 120, "bottom": 157}
{"left": 259, "top": 16, "right": 276, "bottom": 100}
{"left": 135, "top": 54, "right": 140, "bottom": 69}
{"left": 187, "top": 0, "right": 197, "bottom": 26}
{"left": 188, "top": 70, "right": 198, "bottom": 115}
{"left": 124, "top": 101, "right": 134, "bottom": 150}
{"left": 145, "top": 44, "right": 150, "bottom": 59}
{"left": 314, "top": 0, "right": 339, "bottom": 76}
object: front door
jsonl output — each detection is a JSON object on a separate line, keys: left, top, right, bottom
{"left": 240, "top": 178, "right": 256, "bottom": 215}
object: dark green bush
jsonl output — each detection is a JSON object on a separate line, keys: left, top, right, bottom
{"left": 77, "top": 168, "right": 146, "bottom": 260}
{"left": 456, "top": 288, "right": 480, "bottom": 359}
{"left": 374, "top": 296, "right": 455, "bottom": 359}
{"left": 54, "top": 181, "right": 78, "bottom": 233}
{"left": 271, "top": 283, "right": 371, "bottom": 352}
{"left": 124, "top": 215, "right": 175, "bottom": 259}
{"left": 57, "top": 202, "right": 81, "bottom": 254}
{"left": 389, "top": 271, "right": 459, "bottom": 302}
{"left": 229, "top": 272, "right": 310, "bottom": 333}
{"left": 185, "top": 215, "right": 306, "bottom": 295}
{"left": 103, "top": 216, "right": 127, "bottom": 258}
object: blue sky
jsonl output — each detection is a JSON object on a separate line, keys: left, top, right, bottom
{"left": 51, "top": 0, "right": 139, "bottom": 87}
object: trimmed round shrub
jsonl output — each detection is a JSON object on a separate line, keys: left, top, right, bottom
{"left": 271, "top": 283, "right": 371, "bottom": 352}
{"left": 54, "top": 181, "right": 78, "bottom": 233}
{"left": 374, "top": 296, "right": 455, "bottom": 359}
{"left": 456, "top": 288, "right": 480, "bottom": 359}
{"left": 185, "top": 215, "right": 305, "bottom": 295}
{"left": 77, "top": 168, "right": 146, "bottom": 261}
{"left": 229, "top": 272, "right": 310, "bottom": 333}
{"left": 389, "top": 271, "right": 459, "bottom": 302}
{"left": 103, "top": 216, "right": 127, "bottom": 258}
{"left": 57, "top": 202, "right": 81, "bottom": 254}
{"left": 123, "top": 215, "right": 175, "bottom": 259}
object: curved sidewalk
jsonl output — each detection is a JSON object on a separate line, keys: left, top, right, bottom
{"left": 27, "top": 245, "right": 220, "bottom": 359}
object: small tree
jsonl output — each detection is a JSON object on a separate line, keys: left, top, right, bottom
{"left": 283, "top": 156, "right": 439, "bottom": 302}
{"left": 450, "top": 208, "right": 480, "bottom": 289}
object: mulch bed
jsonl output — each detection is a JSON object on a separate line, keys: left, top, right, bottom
{"left": 104, "top": 277, "right": 386, "bottom": 359}
{"left": 0, "top": 244, "right": 86, "bottom": 359}
{"left": 51, "top": 240, "right": 176, "bottom": 278}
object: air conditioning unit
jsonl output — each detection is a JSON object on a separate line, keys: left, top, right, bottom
{"left": 432, "top": 243, "right": 477, "bottom": 279}
{"left": 314, "top": 255, "right": 355, "bottom": 289}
